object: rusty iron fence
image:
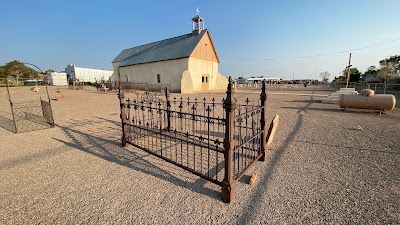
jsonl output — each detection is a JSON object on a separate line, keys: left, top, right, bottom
{"left": 106, "top": 81, "right": 171, "bottom": 93}
{"left": 118, "top": 77, "right": 268, "bottom": 203}
{"left": 4, "top": 80, "right": 55, "bottom": 133}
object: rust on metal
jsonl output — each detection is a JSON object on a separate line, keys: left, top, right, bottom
{"left": 118, "top": 76, "right": 269, "bottom": 203}
{"left": 4, "top": 80, "right": 55, "bottom": 134}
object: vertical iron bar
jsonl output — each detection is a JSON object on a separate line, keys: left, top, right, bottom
{"left": 180, "top": 98, "right": 183, "bottom": 164}
{"left": 118, "top": 84, "right": 127, "bottom": 147}
{"left": 216, "top": 116, "right": 220, "bottom": 180}
{"left": 6, "top": 79, "right": 18, "bottom": 133}
{"left": 165, "top": 87, "right": 171, "bottom": 132}
{"left": 207, "top": 106, "right": 211, "bottom": 178}
{"left": 221, "top": 76, "right": 236, "bottom": 203}
{"left": 259, "top": 80, "right": 268, "bottom": 161}
{"left": 192, "top": 102, "right": 196, "bottom": 171}
{"left": 127, "top": 99, "right": 131, "bottom": 143}
{"left": 45, "top": 86, "right": 55, "bottom": 127}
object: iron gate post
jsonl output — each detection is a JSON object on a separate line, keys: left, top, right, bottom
{"left": 118, "top": 85, "right": 127, "bottom": 147}
{"left": 222, "top": 76, "right": 236, "bottom": 203}
{"left": 165, "top": 87, "right": 171, "bottom": 132}
{"left": 259, "top": 80, "right": 268, "bottom": 161}
{"left": 46, "top": 86, "right": 55, "bottom": 127}
{"left": 6, "top": 79, "right": 18, "bottom": 133}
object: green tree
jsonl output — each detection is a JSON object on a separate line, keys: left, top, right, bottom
{"left": 377, "top": 55, "right": 400, "bottom": 82}
{"left": 342, "top": 67, "right": 361, "bottom": 82}
{"left": 0, "top": 66, "right": 5, "bottom": 78}
{"left": 364, "top": 66, "right": 377, "bottom": 76}
{"left": 361, "top": 65, "right": 378, "bottom": 81}
{"left": 0, "top": 60, "right": 37, "bottom": 82}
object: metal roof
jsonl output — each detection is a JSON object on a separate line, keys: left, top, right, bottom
{"left": 113, "top": 30, "right": 207, "bottom": 67}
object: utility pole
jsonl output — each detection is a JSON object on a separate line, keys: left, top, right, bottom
{"left": 345, "top": 53, "right": 352, "bottom": 88}
{"left": 314, "top": 64, "right": 317, "bottom": 81}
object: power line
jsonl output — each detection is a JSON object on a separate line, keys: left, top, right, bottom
{"left": 220, "top": 38, "right": 400, "bottom": 61}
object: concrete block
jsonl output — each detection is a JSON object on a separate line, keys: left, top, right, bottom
{"left": 266, "top": 115, "right": 279, "bottom": 146}
{"left": 249, "top": 173, "right": 257, "bottom": 185}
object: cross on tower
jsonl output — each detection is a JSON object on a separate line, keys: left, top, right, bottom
{"left": 192, "top": 8, "right": 204, "bottom": 33}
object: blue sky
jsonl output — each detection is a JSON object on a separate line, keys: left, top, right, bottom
{"left": 1, "top": 0, "right": 399, "bottom": 80}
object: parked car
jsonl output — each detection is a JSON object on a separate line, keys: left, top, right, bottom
{"left": 24, "top": 79, "right": 43, "bottom": 86}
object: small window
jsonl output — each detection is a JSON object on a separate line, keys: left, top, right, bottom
{"left": 206, "top": 76, "right": 208, "bottom": 83}
{"left": 157, "top": 74, "right": 160, "bottom": 83}
{"left": 202, "top": 76, "right": 204, "bottom": 83}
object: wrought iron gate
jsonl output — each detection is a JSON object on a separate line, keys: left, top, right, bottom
{"left": 118, "top": 77, "right": 268, "bottom": 203}
{"left": 5, "top": 81, "right": 55, "bottom": 133}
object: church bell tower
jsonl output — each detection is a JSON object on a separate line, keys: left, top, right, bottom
{"left": 192, "top": 7, "right": 204, "bottom": 34}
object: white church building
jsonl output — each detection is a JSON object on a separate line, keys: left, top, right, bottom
{"left": 111, "top": 14, "right": 227, "bottom": 93}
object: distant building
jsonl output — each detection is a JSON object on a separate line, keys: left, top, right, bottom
{"left": 46, "top": 72, "right": 68, "bottom": 85}
{"left": 362, "top": 73, "right": 380, "bottom": 83}
{"left": 65, "top": 64, "right": 113, "bottom": 83}
{"left": 111, "top": 14, "right": 227, "bottom": 93}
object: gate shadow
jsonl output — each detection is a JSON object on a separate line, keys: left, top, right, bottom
{"left": 0, "top": 114, "right": 16, "bottom": 133}
{"left": 53, "top": 116, "right": 221, "bottom": 200}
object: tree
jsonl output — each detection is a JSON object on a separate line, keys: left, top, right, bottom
{"left": 44, "top": 69, "right": 56, "bottom": 74}
{"left": 0, "top": 66, "right": 5, "bottom": 78}
{"left": 367, "top": 65, "right": 377, "bottom": 72}
{"left": 377, "top": 55, "right": 400, "bottom": 82}
{"left": 363, "top": 66, "right": 377, "bottom": 77}
{"left": 349, "top": 68, "right": 362, "bottom": 82}
{"left": 377, "top": 65, "right": 391, "bottom": 82}
{"left": 319, "top": 71, "right": 331, "bottom": 83}
{"left": 361, "top": 65, "right": 378, "bottom": 82}
{"left": 341, "top": 67, "right": 361, "bottom": 82}
{"left": 0, "top": 60, "right": 37, "bottom": 82}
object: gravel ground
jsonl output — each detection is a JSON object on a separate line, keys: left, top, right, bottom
{"left": 0, "top": 85, "right": 399, "bottom": 224}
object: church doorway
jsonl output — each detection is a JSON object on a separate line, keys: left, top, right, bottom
{"left": 201, "top": 75, "right": 209, "bottom": 91}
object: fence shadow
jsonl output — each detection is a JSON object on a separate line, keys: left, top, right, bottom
{"left": 0, "top": 114, "right": 16, "bottom": 133}
{"left": 236, "top": 96, "right": 315, "bottom": 224}
{"left": 53, "top": 116, "right": 221, "bottom": 200}
{"left": 280, "top": 106, "right": 385, "bottom": 115}
{"left": 0, "top": 99, "right": 55, "bottom": 133}
{"left": 286, "top": 99, "right": 322, "bottom": 103}
{"left": 287, "top": 139, "right": 400, "bottom": 155}
{"left": 12, "top": 111, "right": 54, "bottom": 133}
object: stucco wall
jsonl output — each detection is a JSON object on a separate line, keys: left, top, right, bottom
{"left": 188, "top": 57, "right": 219, "bottom": 91}
{"left": 118, "top": 58, "right": 189, "bottom": 92}
{"left": 181, "top": 70, "right": 193, "bottom": 93}
{"left": 110, "top": 62, "right": 121, "bottom": 82}
{"left": 215, "top": 72, "right": 228, "bottom": 91}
